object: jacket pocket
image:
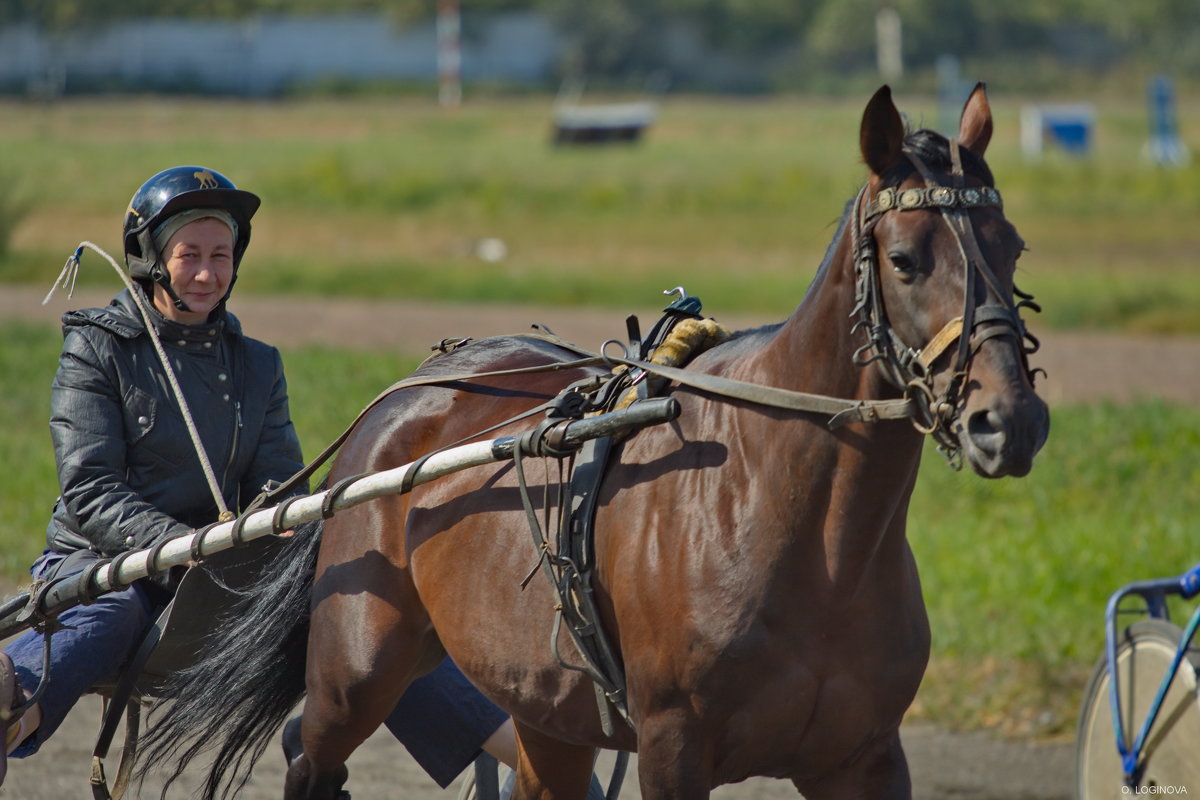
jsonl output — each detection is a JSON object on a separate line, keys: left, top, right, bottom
{"left": 122, "top": 386, "right": 186, "bottom": 469}
{"left": 122, "top": 385, "right": 157, "bottom": 446}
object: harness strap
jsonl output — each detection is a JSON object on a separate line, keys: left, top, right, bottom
{"left": 915, "top": 316, "right": 964, "bottom": 373}
{"left": 254, "top": 353, "right": 606, "bottom": 507}
{"left": 521, "top": 328, "right": 914, "bottom": 428}
{"left": 559, "top": 435, "right": 632, "bottom": 734}
{"left": 258, "top": 330, "right": 918, "bottom": 513}
{"left": 510, "top": 428, "right": 634, "bottom": 733}
{"left": 90, "top": 600, "right": 173, "bottom": 800}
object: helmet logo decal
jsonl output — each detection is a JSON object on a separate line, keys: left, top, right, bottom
{"left": 194, "top": 169, "right": 219, "bottom": 189}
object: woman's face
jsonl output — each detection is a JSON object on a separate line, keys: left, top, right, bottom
{"left": 152, "top": 217, "right": 235, "bottom": 325}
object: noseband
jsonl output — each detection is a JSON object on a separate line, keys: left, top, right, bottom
{"left": 850, "top": 139, "right": 1041, "bottom": 463}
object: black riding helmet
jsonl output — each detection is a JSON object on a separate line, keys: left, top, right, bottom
{"left": 123, "top": 166, "right": 260, "bottom": 311}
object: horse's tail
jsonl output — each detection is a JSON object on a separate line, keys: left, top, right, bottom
{"left": 136, "top": 516, "right": 323, "bottom": 800}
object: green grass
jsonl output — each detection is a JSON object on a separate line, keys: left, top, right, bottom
{"left": 2, "top": 321, "right": 1197, "bottom": 737}
{"left": 0, "top": 324, "right": 60, "bottom": 576}
{"left": 3, "top": 95, "right": 1200, "bottom": 331}
{"left": 909, "top": 403, "right": 1200, "bottom": 735}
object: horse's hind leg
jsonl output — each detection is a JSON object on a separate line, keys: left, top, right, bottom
{"left": 284, "top": 753, "right": 350, "bottom": 800}
{"left": 283, "top": 626, "right": 423, "bottom": 800}
{"left": 511, "top": 720, "right": 597, "bottom": 800}
{"left": 284, "top": 539, "right": 431, "bottom": 799}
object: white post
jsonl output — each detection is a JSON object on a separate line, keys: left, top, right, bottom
{"left": 876, "top": 7, "right": 903, "bottom": 82}
{"left": 1021, "top": 105, "right": 1044, "bottom": 161}
{"left": 437, "top": 0, "right": 462, "bottom": 108}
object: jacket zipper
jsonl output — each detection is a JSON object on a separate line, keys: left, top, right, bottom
{"left": 222, "top": 400, "right": 242, "bottom": 497}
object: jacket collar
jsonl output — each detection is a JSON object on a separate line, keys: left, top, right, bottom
{"left": 62, "top": 287, "right": 244, "bottom": 344}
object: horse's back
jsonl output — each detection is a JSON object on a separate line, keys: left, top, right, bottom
{"left": 339, "top": 334, "right": 601, "bottom": 473}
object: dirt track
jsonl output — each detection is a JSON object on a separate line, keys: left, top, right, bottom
{"left": 6, "top": 286, "right": 1200, "bottom": 407}
{"left": 5, "top": 286, "right": 1198, "bottom": 798}
{"left": 0, "top": 696, "right": 1075, "bottom": 799}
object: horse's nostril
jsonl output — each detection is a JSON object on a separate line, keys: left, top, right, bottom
{"left": 967, "top": 408, "right": 1005, "bottom": 450}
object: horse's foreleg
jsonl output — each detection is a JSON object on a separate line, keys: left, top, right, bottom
{"left": 633, "top": 709, "right": 714, "bottom": 799}
{"left": 792, "top": 733, "right": 911, "bottom": 800}
{"left": 511, "top": 720, "right": 597, "bottom": 800}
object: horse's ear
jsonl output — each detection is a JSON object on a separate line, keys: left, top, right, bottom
{"left": 958, "top": 82, "right": 993, "bottom": 156}
{"left": 860, "top": 85, "right": 906, "bottom": 178}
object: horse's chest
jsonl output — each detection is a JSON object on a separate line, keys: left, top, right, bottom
{"left": 672, "top": 582, "right": 928, "bottom": 779}
{"left": 699, "top": 631, "right": 923, "bottom": 784}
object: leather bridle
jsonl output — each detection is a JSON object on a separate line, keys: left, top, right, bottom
{"left": 850, "top": 139, "right": 1041, "bottom": 462}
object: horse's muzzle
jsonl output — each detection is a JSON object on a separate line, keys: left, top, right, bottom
{"left": 958, "top": 389, "right": 1050, "bottom": 478}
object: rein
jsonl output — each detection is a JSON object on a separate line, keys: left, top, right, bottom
{"left": 257, "top": 331, "right": 916, "bottom": 508}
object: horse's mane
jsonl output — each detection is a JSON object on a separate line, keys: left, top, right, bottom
{"left": 888, "top": 127, "right": 995, "bottom": 188}
{"left": 804, "top": 127, "right": 993, "bottom": 288}
{"left": 728, "top": 126, "right": 995, "bottom": 343}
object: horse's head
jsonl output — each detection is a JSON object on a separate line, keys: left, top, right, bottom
{"left": 853, "top": 84, "right": 1049, "bottom": 477}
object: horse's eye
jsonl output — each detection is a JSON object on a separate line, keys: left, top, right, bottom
{"left": 889, "top": 252, "right": 916, "bottom": 275}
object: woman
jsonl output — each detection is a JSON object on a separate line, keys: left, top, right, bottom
{"left": 0, "top": 166, "right": 514, "bottom": 790}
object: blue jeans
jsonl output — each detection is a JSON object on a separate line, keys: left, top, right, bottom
{"left": 384, "top": 657, "right": 509, "bottom": 788}
{"left": 4, "top": 550, "right": 162, "bottom": 757}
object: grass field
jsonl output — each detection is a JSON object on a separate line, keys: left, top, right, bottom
{"left": 2, "top": 94, "right": 1200, "bottom": 332}
{"left": 2, "top": 320, "right": 1197, "bottom": 736}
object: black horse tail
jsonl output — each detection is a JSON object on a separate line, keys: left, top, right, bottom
{"left": 136, "top": 516, "right": 324, "bottom": 800}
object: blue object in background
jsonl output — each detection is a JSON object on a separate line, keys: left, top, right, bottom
{"left": 1144, "top": 74, "right": 1190, "bottom": 166}
{"left": 1042, "top": 112, "right": 1092, "bottom": 154}
{"left": 1020, "top": 103, "right": 1095, "bottom": 159}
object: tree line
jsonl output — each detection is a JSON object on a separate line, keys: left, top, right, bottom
{"left": 2, "top": 0, "right": 1196, "bottom": 91}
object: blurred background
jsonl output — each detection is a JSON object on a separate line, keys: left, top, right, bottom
{"left": 1, "top": 0, "right": 1198, "bottom": 744}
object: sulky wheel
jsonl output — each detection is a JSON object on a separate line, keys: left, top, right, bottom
{"left": 1076, "top": 619, "right": 1200, "bottom": 798}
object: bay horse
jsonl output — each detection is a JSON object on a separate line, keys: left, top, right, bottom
{"left": 140, "top": 84, "right": 1048, "bottom": 799}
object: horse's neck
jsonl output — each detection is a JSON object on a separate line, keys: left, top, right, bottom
{"left": 742, "top": 230, "right": 882, "bottom": 403}
{"left": 718, "top": 227, "right": 925, "bottom": 586}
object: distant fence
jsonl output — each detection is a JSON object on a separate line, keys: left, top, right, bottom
{"left": 0, "top": 12, "right": 560, "bottom": 96}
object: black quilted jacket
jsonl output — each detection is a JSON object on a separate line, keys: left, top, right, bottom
{"left": 46, "top": 288, "right": 306, "bottom": 556}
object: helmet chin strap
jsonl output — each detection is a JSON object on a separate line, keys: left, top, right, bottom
{"left": 149, "top": 263, "right": 192, "bottom": 312}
